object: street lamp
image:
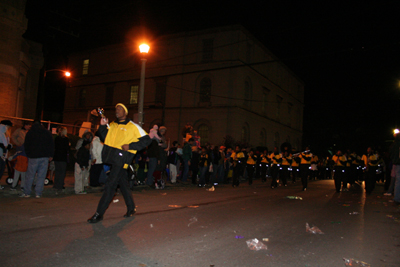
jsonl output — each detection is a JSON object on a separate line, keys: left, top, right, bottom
{"left": 35, "top": 69, "right": 71, "bottom": 120}
{"left": 138, "top": 44, "right": 149, "bottom": 127}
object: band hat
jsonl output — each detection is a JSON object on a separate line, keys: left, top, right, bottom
{"left": 115, "top": 103, "right": 128, "bottom": 115}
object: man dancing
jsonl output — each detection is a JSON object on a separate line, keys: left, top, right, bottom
{"left": 88, "top": 103, "right": 158, "bottom": 223}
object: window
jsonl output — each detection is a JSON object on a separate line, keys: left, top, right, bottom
{"left": 105, "top": 86, "right": 114, "bottom": 106}
{"left": 130, "top": 85, "right": 138, "bottom": 104}
{"left": 200, "top": 77, "right": 211, "bottom": 103}
{"left": 288, "top": 103, "right": 293, "bottom": 114}
{"left": 241, "top": 125, "right": 249, "bottom": 143}
{"left": 198, "top": 124, "right": 209, "bottom": 146}
{"left": 79, "top": 89, "right": 86, "bottom": 107}
{"left": 155, "top": 81, "right": 166, "bottom": 105}
{"left": 18, "top": 73, "right": 26, "bottom": 90}
{"left": 82, "top": 59, "right": 89, "bottom": 75}
{"left": 202, "top": 39, "right": 214, "bottom": 62}
{"left": 262, "top": 87, "right": 270, "bottom": 115}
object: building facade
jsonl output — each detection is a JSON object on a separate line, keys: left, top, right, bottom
{"left": 64, "top": 25, "right": 304, "bottom": 150}
{"left": 0, "top": 0, "right": 43, "bottom": 120}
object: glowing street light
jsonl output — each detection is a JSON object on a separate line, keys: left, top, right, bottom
{"left": 394, "top": 129, "right": 399, "bottom": 135}
{"left": 138, "top": 43, "right": 149, "bottom": 127}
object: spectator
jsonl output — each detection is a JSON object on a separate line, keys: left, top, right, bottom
{"left": 89, "top": 135, "right": 103, "bottom": 187}
{"left": 53, "top": 127, "right": 70, "bottom": 193}
{"left": 20, "top": 120, "right": 54, "bottom": 198}
{"left": 9, "top": 146, "right": 28, "bottom": 190}
{"left": 182, "top": 138, "right": 194, "bottom": 183}
{"left": 0, "top": 120, "right": 13, "bottom": 189}
{"left": 75, "top": 140, "right": 91, "bottom": 194}
{"left": 11, "top": 121, "right": 31, "bottom": 147}
{"left": 167, "top": 141, "right": 179, "bottom": 184}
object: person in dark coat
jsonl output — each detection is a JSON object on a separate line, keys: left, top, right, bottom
{"left": 53, "top": 127, "right": 70, "bottom": 193}
{"left": 20, "top": 120, "right": 54, "bottom": 198}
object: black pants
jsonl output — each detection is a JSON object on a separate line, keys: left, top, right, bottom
{"left": 334, "top": 166, "right": 345, "bottom": 192}
{"left": 280, "top": 165, "right": 290, "bottom": 185}
{"left": 53, "top": 161, "right": 67, "bottom": 190}
{"left": 300, "top": 164, "right": 310, "bottom": 189}
{"left": 365, "top": 167, "right": 377, "bottom": 194}
{"left": 292, "top": 166, "right": 299, "bottom": 182}
{"left": 246, "top": 164, "right": 255, "bottom": 185}
{"left": 90, "top": 164, "right": 103, "bottom": 186}
{"left": 270, "top": 165, "right": 279, "bottom": 188}
{"left": 96, "top": 164, "right": 134, "bottom": 216}
{"left": 260, "top": 163, "right": 268, "bottom": 182}
{"left": 191, "top": 166, "right": 199, "bottom": 184}
{"left": 232, "top": 164, "right": 243, "bottom": 187}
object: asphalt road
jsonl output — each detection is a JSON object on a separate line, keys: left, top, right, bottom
{"left": 1, "top": 179, "right": 399, "bottom": 267}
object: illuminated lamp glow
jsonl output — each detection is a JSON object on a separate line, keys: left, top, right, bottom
{"left": 139, "top": 44, "right": 150, "bottom": 53}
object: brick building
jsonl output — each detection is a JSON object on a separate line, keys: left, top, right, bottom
{"left": 64, "top": 25, "right": 304, "bottom": 150}
{"left": 0, "top": 0, "right": 43, "bottom": 120}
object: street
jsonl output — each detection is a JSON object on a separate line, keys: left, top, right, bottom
{"left": 1, "top": 178, "right": 399, "bottom": 267}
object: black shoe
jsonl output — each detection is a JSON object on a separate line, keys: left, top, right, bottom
{"left": 124, "top": 209, "right": 136, "bottom": 218}
{"left": 87, "top": 213, "right": 103, "bottom": 223}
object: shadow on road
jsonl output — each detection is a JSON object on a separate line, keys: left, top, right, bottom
{"left": 37, "top": 217, "right": 160, "bottom": 267}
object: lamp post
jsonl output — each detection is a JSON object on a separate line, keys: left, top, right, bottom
{"left": 138, "top": 44, "right": 149, "bottom": 127}
{"left": 35, "top": 69, "right": 71, "bottom": 121}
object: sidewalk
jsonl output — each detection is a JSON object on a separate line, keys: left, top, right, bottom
{"left": 0, "top": 170, "right": 201, "bottom": 198}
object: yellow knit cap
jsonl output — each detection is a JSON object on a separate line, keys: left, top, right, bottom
{"left": 115, "top": 103, "right": 128, "bottom": 115}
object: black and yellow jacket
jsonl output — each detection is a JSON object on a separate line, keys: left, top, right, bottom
{"left": 97, "top": 119, "right": 151, "bottom": 168}
{"left": 281, "top": 153, "right": 293, "bottom": 166}
{"left": 246, "top": 154, "right": 257, "bottom": 165}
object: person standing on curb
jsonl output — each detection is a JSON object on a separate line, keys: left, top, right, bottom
{"left": 53, "top": 127, "right": 70, "bottom": 194}
{"left": 20, "top": 120, "right": 54, "bottom": 198}
{"left": 87, "top": 103, "right": 158, "bottom": 223}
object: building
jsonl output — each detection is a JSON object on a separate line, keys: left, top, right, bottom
{"left": 64, "top": 25, "right": 304, "bottom": 150}
{"left": 0, "top": 0, "right": 43, "bottom": 120}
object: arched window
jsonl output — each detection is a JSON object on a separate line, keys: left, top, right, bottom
{"left": 198, "top": 124, "right": 209, "bottom": 146}
{"left": 200, "top": 77, "right": 211, "bottom": 103}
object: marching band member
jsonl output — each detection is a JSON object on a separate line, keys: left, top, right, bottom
{"left": 245, "top": 149, "right": 257, "bottom": 185}
{"left": 260, "top": 150, "right": 270, "bottom": 183}
{"left": 298, "top": 147, "right": 312, "bottom": 191}
{"left": 269, "top": 146, "right": 282, "bottom": 189}
{"left": 332, "top": 149, "right": 347, "bottom": 192}
{"left": 362, "top": 147, "right": 379, "bottom": 195}
{"left": 280, "top": 148, "right": 292, "bottom": 186}
{"left": 291, "top": 148, "right": 300, "bottom": 183}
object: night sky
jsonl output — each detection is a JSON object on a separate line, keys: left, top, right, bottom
{"left": 23, "top": 0, "right": 400, "bottom": 153}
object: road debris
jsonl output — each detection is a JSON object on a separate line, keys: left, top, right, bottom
{"left": 113, "top": 199, "right": 119, "bottom": 203}
{"left": 246, "top": 238, "right": 268, "bottom": 251}
{"left": 306, "top": 223, "right": 324, "bottom": 234}
{"left": 207, "top": 186, "right": 215, "bottom": 191}
{"left": 235, "top": 235, "right": 244, "bottom": 239}
{"left": 286, "top": 196, "right": 303, "bottom": 200}
{"left": 349, "top": 212, "right": 359, "bottom": 215}
{"left": 262, "top": 238, "right": 269, "bottom": 242}
{"left": 343, "top": 258, "right": 370, "bottom": 266}
{"left": 188, "top": 217, "right": 198, "bottom": 227}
